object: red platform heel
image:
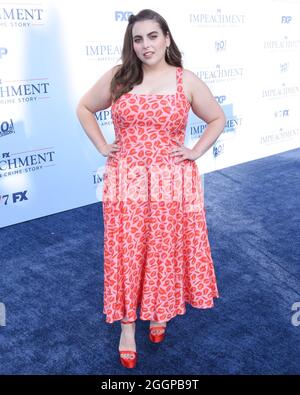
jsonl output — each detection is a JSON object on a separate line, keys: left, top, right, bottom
{"left": 149, "top": 324, "right": 166, "bottom": 343}
{"left": 119, "top": 321, "right": 137, "bottom": 369}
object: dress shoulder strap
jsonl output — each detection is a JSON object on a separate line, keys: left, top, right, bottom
{"left": 176, "top": 67, "right": 184, "bottom": 94}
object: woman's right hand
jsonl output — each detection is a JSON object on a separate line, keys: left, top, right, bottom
{"left": 101, "top": 139, "right": 121, "bottom": 159}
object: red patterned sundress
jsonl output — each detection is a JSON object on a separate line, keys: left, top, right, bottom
{"left": 102, "top": 66, "right": 219, "bottom": 323}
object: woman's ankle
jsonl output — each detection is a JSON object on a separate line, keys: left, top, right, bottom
{"left": 119, "top": 327, "right": 136, "bottom": 351}
{"left": 150, "top": 320, "right": 167, "bottom": 327}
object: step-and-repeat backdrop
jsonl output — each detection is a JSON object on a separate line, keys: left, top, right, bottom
{"left": 1, "top": 0, "right": 300, "bottom": 228}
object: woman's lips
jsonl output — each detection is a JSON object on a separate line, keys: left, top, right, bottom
{"left": 143, "top": 52, "right": 154, "bottom": 58}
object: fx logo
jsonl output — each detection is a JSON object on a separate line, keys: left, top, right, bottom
{"left": 115, "top": 11, "right": 133, "bottom": 21}
{"left": 281, "top": 16, "right": 292, "bottom": 23}
{"left": 13, "top": 191, "right": 28, "bottom": 203}
{"left": 0, "top": 303, "right": 5, "bottom": 327}
{"left": 291, "top": 302, "right": 300, "bottom": 327}
{"left": 0, "top": 48, "right": 8, "bottom": 59}
{"left": 215, "top": 95, "right": 226, "bottom": 104}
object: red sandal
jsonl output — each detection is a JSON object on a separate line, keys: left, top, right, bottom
{"left": 119, "top": 321, "right": 137, "bottom": 368}
{"left": 149, "top": 324, "right": 166, "bottom": 343}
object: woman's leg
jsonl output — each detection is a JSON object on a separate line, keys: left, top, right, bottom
{"left": 119, "top": 318, "right": 136, "bottom": 353}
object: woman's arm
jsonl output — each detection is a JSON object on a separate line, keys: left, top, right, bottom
{"left": 184, "top": 69, "right": 226, "bottom": 159}
{"left": 76, "top": 65, "right": 120, "bottom": 156}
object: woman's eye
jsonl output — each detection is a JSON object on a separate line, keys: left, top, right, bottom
{"left": 134, "top": 36, "right": 157, "bottom": 43}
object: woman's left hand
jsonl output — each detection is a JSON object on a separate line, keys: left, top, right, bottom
{"left": 169, "top": 138, "right": 199, "bottom": 163}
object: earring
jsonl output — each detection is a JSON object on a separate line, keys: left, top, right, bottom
{"left": 166, "top": 47, "right": 170, "bottom": 60}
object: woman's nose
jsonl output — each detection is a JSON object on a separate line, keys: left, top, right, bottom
{"left": 143, "top": 39, "right": 151, "bottom": 49}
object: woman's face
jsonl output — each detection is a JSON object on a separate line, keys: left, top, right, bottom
{"left": 132, "top": 19, "right": 170, "bottom": 66}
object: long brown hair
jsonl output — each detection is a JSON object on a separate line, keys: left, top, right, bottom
{"left": 110, "top": 9, "right": 182, "bottom": 102}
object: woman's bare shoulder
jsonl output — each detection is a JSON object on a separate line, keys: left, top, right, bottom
{"left": 182, "top": 68, "right": 201, "bottom": 103}
{"left": 77, "top": 64, "right": 123, "bottom": 113}
{"left": 182, "top": 68, "right": 203, "bottom": 85}
{"left": 183, "top": 69, "right": 207, "bottom": 96}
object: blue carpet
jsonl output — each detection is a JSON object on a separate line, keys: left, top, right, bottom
{"left": 0, "top": 148, "right": 299, "bottom": 375}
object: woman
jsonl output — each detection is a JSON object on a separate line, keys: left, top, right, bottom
{"left": 76, "top": 9, "right": 226, "bottom": 369}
